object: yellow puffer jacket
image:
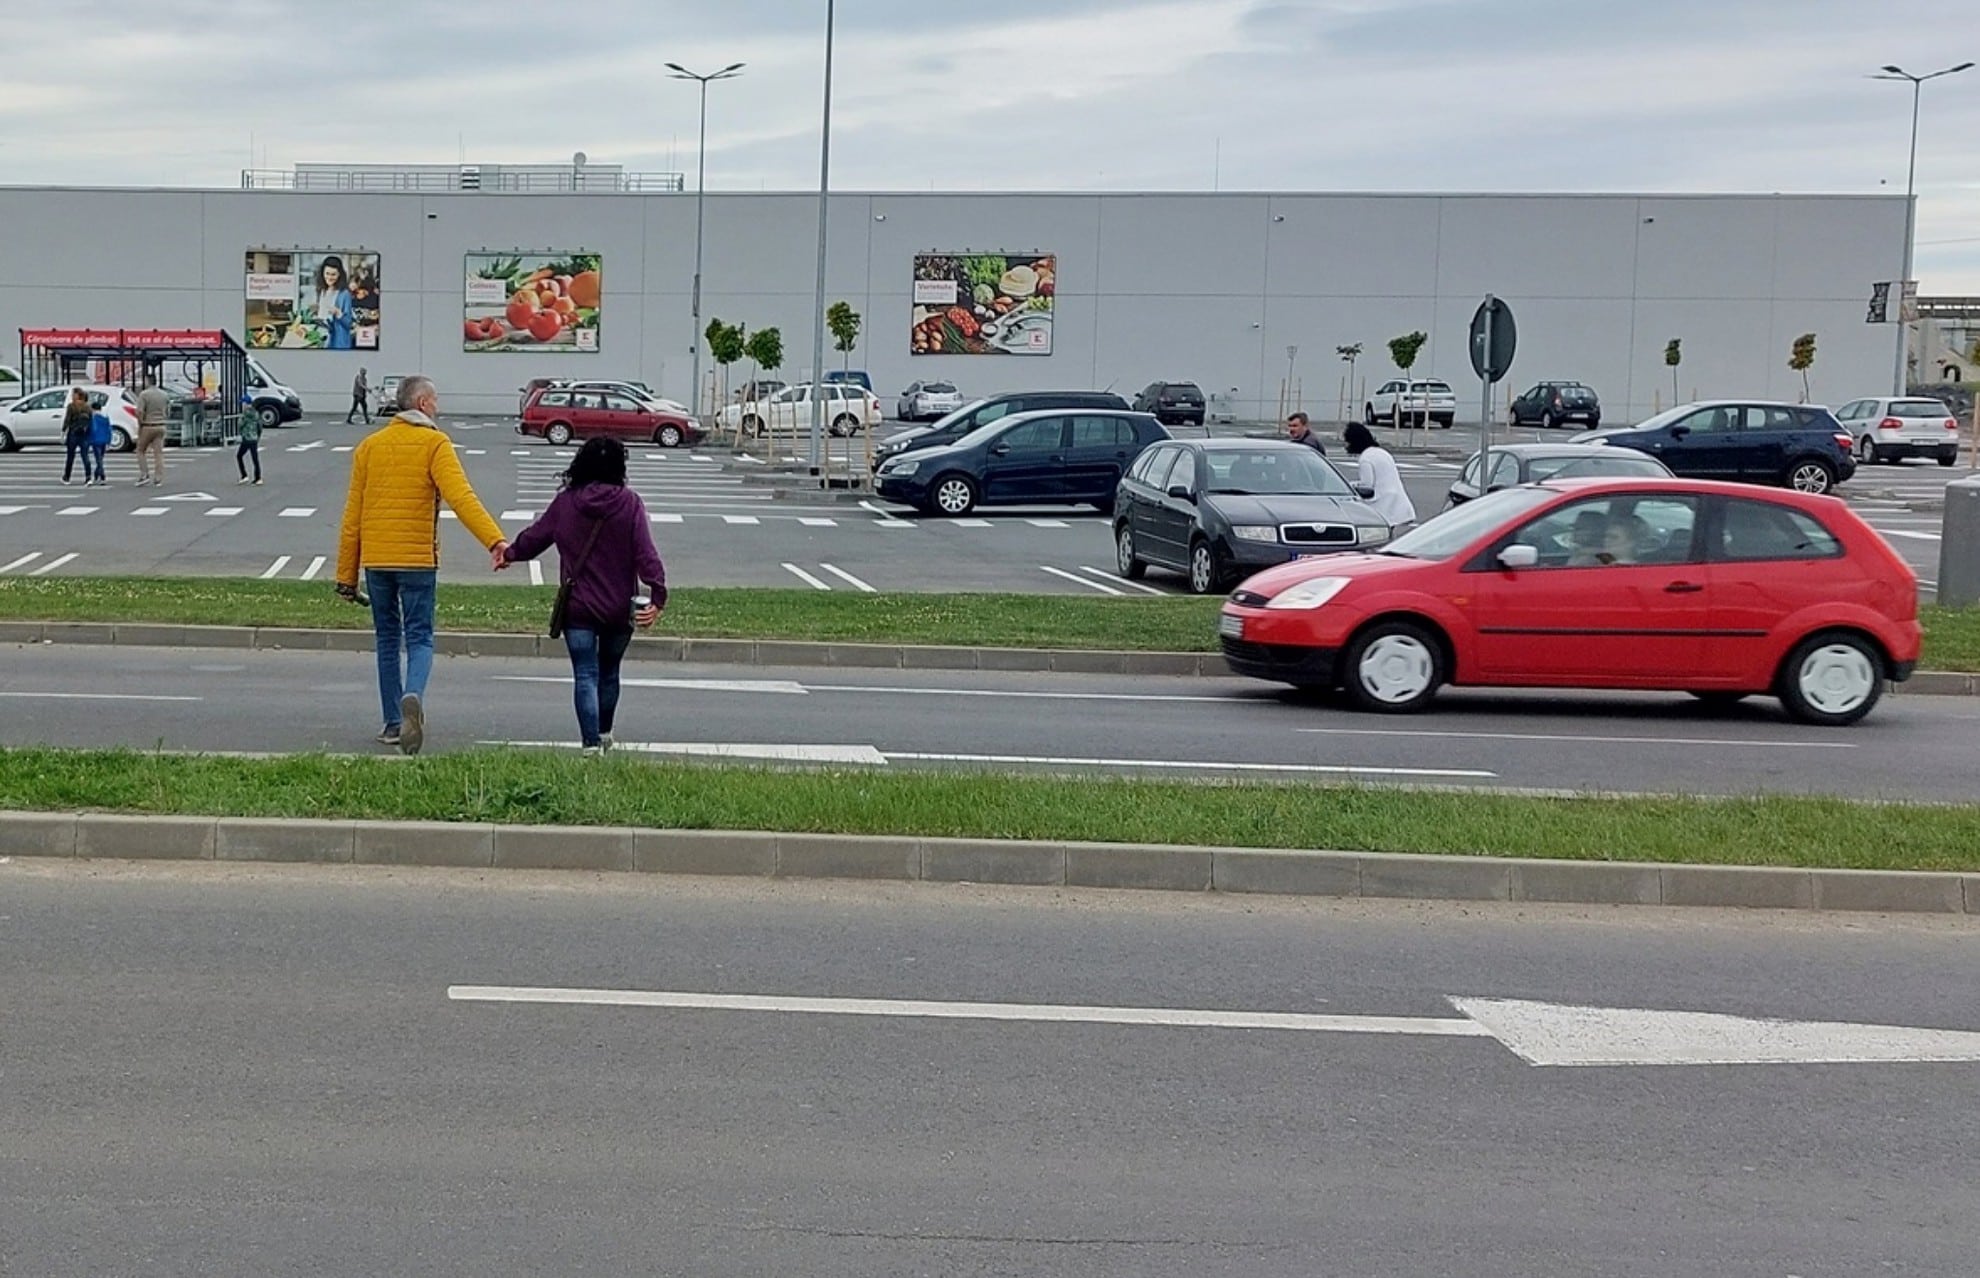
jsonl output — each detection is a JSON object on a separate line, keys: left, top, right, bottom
{"left": 335, "top": 415, "right": 505, "bottom": 583}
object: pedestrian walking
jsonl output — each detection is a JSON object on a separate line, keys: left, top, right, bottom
{"left": 86, "top": 402, "right": 113, "bottom": 486}
{"left": 334, "top": 375, "right": 508, "bottom": 754}
{"left": 134, "top": 375, "right": 171, "bottom": 487}
{"left": 1285, "top": 410, "right": 1328, "bottom": 457}
{"left": 59, "top": 389, "right": 92, "bottom": 485}
{"left": 498, "top": 437, "right": 666, "bottom": 756}
{"left": 348, "top": 367, "right": 371, "bottom": 424}
{"left": 235, "top": 406, "right": 263, "bottom": 484}
{"left": 1342, "top": 421, "right": 1417, "bottom": 530}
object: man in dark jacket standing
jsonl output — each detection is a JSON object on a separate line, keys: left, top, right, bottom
{"left": 1285, "top": 411, "right": 1328, "bottom": 456}
{"left": 347, "top": 368, "right": 371, "bottom": 424}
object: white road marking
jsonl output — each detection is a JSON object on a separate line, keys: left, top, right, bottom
{"left": 953, "top": 518, "right": 992, "bottom": 528}
{"left": 500, "top": 510, "right": 537, "bottom": 522}
{"left": 1026, "top": 518, "right": 1070, "bottom": 528}
{"left": 27, "top": 552, "right": 77, "bottom": 576}
{"left": 819, "top": 563, "right": 876, "bottom": 593}
{"left": 278, "top": 507, "right": 315, "bottom": 518}
{"left": 440, "top": 510, "right": 459, "bottom": 520}
{"left": 1040, "top": 565, "right": 1123, "bottom": 595}
{"left": 1880, "top": 529, "right": 1940, "bottom": 541}
{"left": 1079, "top": 565, "right": 1166, "bottom": 596}
{"left": 0, "top": 691, "right": 200, "bottom": 702}
{"left": 259, "top": 556, "right": 292, "bottom": 579}
{"left": 511, "top": 449, "right": 532, "bottom": 457}
{"left": 527, "top": 560, "right": 544, "bottom": 587}
{"left": 887, "top": 751, "right": 1496, "bottom": 779}
{"left": 0, "top": 552, "right": 42, "bottom": 574}
{"left": 131, "top": 506, "right": 168, "bottom": 517}
{"left": 650, "top": 513, "right": 684, "bottom": 523}
{"left": 57, "top": 506, "right": 98, "bottom": 516}
{"left": 155, "top": 491, "right": 216, "bottom": 503}
{"left": 782, "top": 563, "right": 832, "bottom": 590}
{"left": 466, "top": 449, "right": 486, "bottom": 456}
{"left": 0, "top": 506, "right": 27, "bottom": 515}
{"left": 447, "top": 986, "right": 1490, "bottom": 1038}
{"left": 1296, "top": 726, "right": 1854, "bottom": 750}
{"left": 722, "top": 515, "right": 761, "bottom": 525}
{"left": 495, "top": 676, "right": 808, "bottom": 694}
{"left": 333, "top": 445, "right": 354, "bottom": 453}
{"left": 797, "top": 517, "right": 838, "bottom": 527}
{"left": 486, "top": 741, "right": 889, "bottom": 764}
{"left": 206, "top": 507, "right": 243, "bottom": 517}
{"left": 859, "top": 498, "right": 913, "bottom": 528}
{"left": 286, "top": 440, "right": 326, "bottom": 452}
{"left": 300, "top": 555, "right": 326, "bottom": 582}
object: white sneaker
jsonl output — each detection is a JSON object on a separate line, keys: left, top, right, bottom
{"left": 600, "top": 733, "right": 614, "bottom": 753}
{"left": 580, "top": 745, "right": 603, "bottom": 759}
{"left": 237, "top": 476, "right": 252, "bottom": 485}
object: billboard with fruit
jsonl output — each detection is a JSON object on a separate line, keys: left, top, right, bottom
{"left": 463, "top": 252, "right": 602, "bottom": 353}
{"left": 244, "top": 248, "right": 381, "bottom": 351}
{"left": 910, "top": 253, "right": 1054, "bottom": 356}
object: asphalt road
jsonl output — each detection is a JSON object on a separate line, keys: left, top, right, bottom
{"left": 5, "top": 643, "right": 1976, "bottom": 799}
{"left": 2, "top": 860, "right": 1975, "bottom": 1277}
{"left": 0, "top": 415, "right": 1964, "bottom": 596}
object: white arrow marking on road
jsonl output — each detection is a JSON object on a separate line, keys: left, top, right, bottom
{"left": 446, "top": 987, "right": 1980, "bottom": 1067}
{"left": 155, "top": 491, "right": 217, "bottom": 503}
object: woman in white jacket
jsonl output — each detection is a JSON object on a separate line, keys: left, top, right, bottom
{"left": 1343, "top": 421, "right": 1417, "bottom": 531}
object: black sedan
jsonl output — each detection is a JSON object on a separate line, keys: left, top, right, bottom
{"left": 873, "top": 408, "right": 1167, "bottom": 516}
{"left": 1113, "top": 438, "right": 1391, "bottom": 595}
{"left": 1444, "top": 443, "right": 1673, "bottom": 508}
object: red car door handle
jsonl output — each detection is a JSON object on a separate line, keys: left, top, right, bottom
{"left": 1664, "top": 581, "right": 1704, "bottom": 594}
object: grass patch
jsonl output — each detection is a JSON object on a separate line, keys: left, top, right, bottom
{"left": 0, "top": 578, "right": 1221, "bottom": 652}
{"left": 4, "top": 746, "right": 1980, "bottom": 872}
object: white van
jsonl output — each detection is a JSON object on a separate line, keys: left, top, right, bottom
{"left": 244, "top": 356, "right": 304, "bottom": 428}
{"left": 0, "top": 364, "right": 22, "bottom": 404}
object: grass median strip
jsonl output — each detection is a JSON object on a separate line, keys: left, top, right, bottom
{"left": 4, "top": 577, "right": 1980, "bottom": 669}
{"left": 3, "top": 747, "right": 1978, "bottom": 872}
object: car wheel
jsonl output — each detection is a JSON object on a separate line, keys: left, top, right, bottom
{"left": 1686, "top": 691, "right": 1749, "bottom": 709}
{"left": 1343, "top": 619, "right": 1444, "bottom": 713}
{"left": 0, "top": 425, "right": 14, "bottom": 451}
{"left": 1506, "top": 407, "right": 1522, "bottom": 428}
{"left": 655, "top": 423, "right": 684, "bottom": 448}
{"left": 1186, "top": 538, "right": 1223, "bottom": 595}
{"left": 1940, "top": 451, "right": 1960, "bottom": 467}
{"left": 1363, "top": 404, "right": 1376, "bottom": 426}
{"left": 256, "top": 403, "right": 281, "bottom": 430}
{"left": 1777, "top": 630, "right": 1884, "bottom": 727}
{"left": 545, "top": 421, "right": 573, "bottom": 446}
{"left": 1115, "top": 524, "right": 1147, "bottom": 579}
{"left": 1786, "top": 458, "right": 1835, "bottom": 494}
{"left": 1540, "top": 411, "right": 1556, "bottom": 430}
{"left": 741, "top": 414, "right": 763, "bottom": 437}
{"left": 830, "top": 414, "right": 858, "bottom": 437}
{"left": 111, "top": 426, "right": 134, "bottom": 453}
{"left": 931, "top": 473, "right": 977, "bottom": 516}
{"left": 1856, "top": 435, "right": 1878, "bottom": 464}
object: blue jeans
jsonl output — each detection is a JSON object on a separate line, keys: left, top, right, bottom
{"left": 88, "top": 443, "right": 108, "bottom": 482}
{"left": 365, "top": 569, "right": 437, "bottom": 729}
{"left": 565, "top": 625, "right": 633, "bottom": 748}
{"left": 62, "top": 435, "right": 87, "bottom": 481}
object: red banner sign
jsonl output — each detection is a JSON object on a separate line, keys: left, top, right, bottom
{"left": 20, "top": 328, "right": 228, "bottom": 350}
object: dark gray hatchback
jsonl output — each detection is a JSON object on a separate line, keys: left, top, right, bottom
{"left": 1113, "top": 438, "right": 1391, "bottom": 594}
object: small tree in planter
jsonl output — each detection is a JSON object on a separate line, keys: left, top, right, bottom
{"left": 1387, "top": 331, "right": 1428, "bottom": 431}
{"left": 705, "top": 319, "right": 746, "bottom": 420}
{"left": 827, "top": 301, "right": 862, "bottom": 371}
{"left": 741, "top": 325, "right": 785, "bottom": 447}
{"left": 1789, "top": 333, "right": 1817, "bottom": 403}
{"left": 1664, "top": 338, "right": 1683, "bottom": 406}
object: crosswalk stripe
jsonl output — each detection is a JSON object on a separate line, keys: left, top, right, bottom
{"left": 27, "top": 552, "right": 77, "bottom": 576}
{"left": 0, "top": 552, "right": 41, "bottom": 574}
{"left": 650, "top": 513, "right": 684, "bottom": 523}
{"left": 300, "top": 555, "right": 326, "bottom": 581}
{"left": 1026, "top": 519, "right": 1070, "bottom": 528}
{"left": 797, "top": 517, "right": 837, "bottom": 527}
{"left": 528, "top": 560, "right": 544, "bottom": 587}
{"left": 206, "top": 507, "right": 242, "bottom": 517}
{"left": 722, "top": 515, "right": 760, "bottom": 525}
{"left": 278, "top": 507, "right": 315, "bottom": 518}
{"left": 259, "top": 556, "right": 292, "bottom": 578}
{"left": 500, "top": 510, "right": 537, "bottom": 521}
{"left": 132, "top": 507, "right": 169, "bottom": 517}
{"left": 953, "top": 518, "right": 991, "bottom": 527}
{"left": 57, "top": 506, "right": 98, "bottom": 515}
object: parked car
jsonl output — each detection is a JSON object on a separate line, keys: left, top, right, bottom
{"left": 0, "top": 384, "right": 139, "bottom": 451}
{"left": 823, "top": 369, "right": 873, "bottom": 393}
{"left": 896, "top": 380, "right": 964, "bottom": 423}
{"left": 1365, "top": 379, "right": 1458, "bottom": 428}
{"left": 714, "top": 382, "right": 884, "bottom": 437}
{"left": 1833, "top": 396, "right": 1961, "bottom": 466}
{"left": 377, "top": 374, "right": 404, "bottom": 415}
{"left": 518, "top": 386, "right": 704, "bottom": 448}
{"left": 1507, "top": 380, "right": 1602, "bottom": 429}
{"left": 1115, "top": 438, "right": 1391, "bottom": 595}
{"left": 731, "top": 379, "right": 788, "bottom": 403}
{"left": 1444, "top": 443, "right": 1672, "bottom": 508}
{"left": 1571, "top": 401, "right": 1856, "bottom": 495}
{"left": 0, "top": 364, "right": 22, "bottom": 402}
{"left": 875, "top": 408, "right": 1168, "bottom": 516}
{"left": 873, "top": 390, "right": 1132, "bottom": 468}
{"left": 1132, "top": 380, "right": 1207, "bottom": 427}
{"left": 556, "top": 379, "right": 692, "bottom": 417}
{"left": 1217, "top": 477, "right": 1919, "bottom": 725}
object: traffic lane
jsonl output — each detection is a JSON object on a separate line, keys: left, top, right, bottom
{"left": 2, "top": 644, "right": 1976, "bottom": 799}
{"left": 2, "top": 864, "right": 1976, "bottom": 1278}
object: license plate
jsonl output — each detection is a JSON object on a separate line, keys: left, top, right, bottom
{"left": 1218, "top": 613, "right": 1244, "bottom": 639}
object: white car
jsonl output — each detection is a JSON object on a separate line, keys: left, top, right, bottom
{"left": 1833, "top": 395, "right": 1962, "bottom": 466}
{"left": 897, "top": 380, "right": 963, "bottom": 422}
{"left": 0, "top": 384, "right": 140, "bottom": 451}
{"left": 716, "top": 382, "right": 884, "bottom": 437}
{"left": 1365, "top": 378, "right": 1458, "bottom": 428}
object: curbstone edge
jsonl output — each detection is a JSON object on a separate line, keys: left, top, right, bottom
{"left": 216, "top": 817, "right": 355, "bottom": 864}
{"left": 76, "top": 813, "right": 215, "bottom": 861}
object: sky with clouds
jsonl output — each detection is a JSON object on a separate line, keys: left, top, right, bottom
{"left": 5, "top": 0, "right": 1977, "bottom": 288}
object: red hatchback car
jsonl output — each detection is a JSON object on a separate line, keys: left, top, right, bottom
{"left": 519, "top": 386, "right": 703, "bottom": 449}
{"left": 1218, "top": 478, "right": 1920, "bottom": 725}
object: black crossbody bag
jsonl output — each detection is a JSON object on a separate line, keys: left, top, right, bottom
{"left": 547, "top": 516, "right": 606, "bottom": 640}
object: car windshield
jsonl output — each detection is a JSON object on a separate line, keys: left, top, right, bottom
{"left": 1206, "top": 448, "right": 1353, "bottom": 496}
{"left": 1383, "top": 486, "right": 1558, "bottom": 560}
{"left": 928, "top": 397, "right": 992, "bottom": 431}
{"left": 924, "top": 382, "right": 957, "bottom": 394}
{"left": 1413, "top": 381, "right": 1453, "bottom": 393}
{"left": 1527, "top": 453, "right": 1669, "bottom": 481}
{"left": 1621, "top": 405, "right": 1701, "bottom": 433}
{"left": 1891, "top": 400, "right": 1952, "bottom": 418}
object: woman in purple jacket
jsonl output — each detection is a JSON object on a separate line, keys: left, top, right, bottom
{"left": 500, "top": 437, "right": 667, "bottom": 755}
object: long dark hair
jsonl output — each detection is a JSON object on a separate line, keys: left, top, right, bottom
{"left": 1343, "top": 422, "right": 1377, "bottom": 455}
{"left": 562, "top": 436, "right": 627, "bottom": 489}
{"left": 314, "top": 255, "right": 347, "bottom": 290}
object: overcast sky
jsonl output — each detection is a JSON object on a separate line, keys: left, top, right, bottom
{"left": 6, "top": 0, "right": 1977, "bottom": 289}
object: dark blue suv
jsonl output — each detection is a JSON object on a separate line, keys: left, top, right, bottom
{"left": 874, "top": 408, "right": 1168, "bottom": 515}
{"left": 1571, "top": 401, "right": 1856, "bottom": 495}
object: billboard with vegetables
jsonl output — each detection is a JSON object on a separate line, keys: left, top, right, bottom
{"left": 463, "top": 252, "right": 602, "bottom": 353}
{"left": 911, "top": 253, "right": 1055, "bottom": 356}
{"left": 244, "top": 248, "right": 381, "bottom": 351}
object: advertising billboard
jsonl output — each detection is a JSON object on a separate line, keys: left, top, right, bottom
{"left": 910, "top": 253, "right": 1055, "bottom": 356}
{"left": 244, "top": 248, "right": 380, "bottom": 350}
{"left": 463, "top": 252, "right": 602, "bottom": 353}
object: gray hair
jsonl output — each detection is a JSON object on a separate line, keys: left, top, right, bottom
{"left": 397, "top": 376, "right": 436, "bottom": 412}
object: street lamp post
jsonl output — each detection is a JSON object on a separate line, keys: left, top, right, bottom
{"left": 807, "top": 0, "right": 837, "bottom": 470}
{"left": 667, "top": 60, "right": 745, "bottom": 419}
{"left": 1872, "top": 61, "right": 1974, "bottom": 396}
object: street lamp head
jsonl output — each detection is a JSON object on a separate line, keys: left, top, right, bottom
{"left": 1881, "top": 64, "right": 1906, "bottom": 75}
{"left": 1951, "top": 62, "right": 1976, "bottom": 74}
{"left": 720, "top": 62, "right": 746, "bottom": 76}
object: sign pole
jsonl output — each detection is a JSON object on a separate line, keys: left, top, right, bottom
{"left": 1477, "top": 294, "right": 1495, "bottom": 488}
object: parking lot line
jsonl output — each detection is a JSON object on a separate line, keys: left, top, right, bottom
{"left": 57, "top": 506, "right": 98, "bottom": 516}
{"left": 722, "top": 515, "right": 761, "bottom": 525}
{"left": 650, "top": 513, "right": 684, "bottom": 523}
{"left": 1026, "top": 519, "right": 1070, "bottom": 528}
{"left": 1078, "top": 565, "right": 1166, "bottom": 596}
{"left": 1880, "top": 529, "right": 1940, "bottom": 541}
{"left": 0, "top": 552, "right": 43, "bottom": 574}
{"left": 259, "top": 556, "right": 292, "bottom": 579}
{"left": 278, "top": 507, "right": 315, "bottom": 518}
{"left": 206, "top": 507, "right": 242, "bottom": 517}
{"left": 797, "top": 517, "right": 838, "bottom": 527}
{"left": 953, "top": 518, "right": 991, "bottom": 528}
{"left": 500, "top": 510, "right": 537, "bottom": 521}
{"left": 300, "top": 556, "right": 326, "bottom": 582}
{"left": 131, "top": 507, "right": 168, "bottom": 517}
{"left": 27, "top": 552, "right": 77, "bottom": 576}
{"left": 820, "top": 563, "right": 877, "bottom": 593}
{"left": 782, "top": 563, "right": 832, "bottom": 590}
{"left": 1039, "top": 565, "right": 1122, "bottom": 595}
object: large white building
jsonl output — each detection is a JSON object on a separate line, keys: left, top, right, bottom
{"left": 0, "top": 176, "right": 1909, "bottom": 422}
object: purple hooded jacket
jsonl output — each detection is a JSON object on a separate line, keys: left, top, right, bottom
{"left": 505, "top": 483, "right": 667, "bottom": 631}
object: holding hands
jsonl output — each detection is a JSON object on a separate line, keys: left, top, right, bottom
{"left": 490, "top": 539, "right": 511, "bottom": 572}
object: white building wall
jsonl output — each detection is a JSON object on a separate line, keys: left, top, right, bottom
{"left": 0, "top": 186, "right": 1906, "bottom": 422}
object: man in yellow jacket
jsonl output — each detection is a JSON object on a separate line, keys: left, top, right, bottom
{"left": 335, "top": 376, "right": 507, "bottom": 753}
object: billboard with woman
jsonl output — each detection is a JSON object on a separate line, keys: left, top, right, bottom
{"left": 244, "top": 248, "right": 382, "bottom": 351}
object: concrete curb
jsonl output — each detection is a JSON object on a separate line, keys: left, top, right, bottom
{"left": 4, "top": 812, "right": 1976, "bottom": 915}
{"left": 4, "top": 620, "right": 1976, "bottom": 693}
